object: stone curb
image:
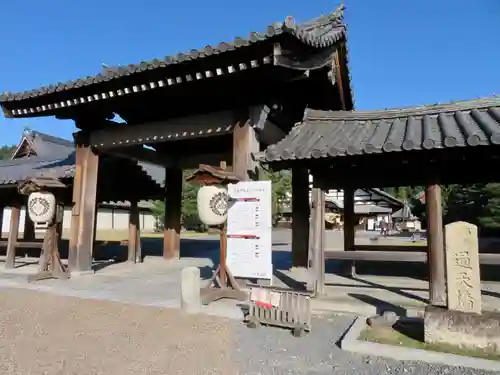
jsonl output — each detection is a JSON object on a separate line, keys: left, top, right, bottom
{"left": 340, "top": 316, "right": 500, "bottom": 372}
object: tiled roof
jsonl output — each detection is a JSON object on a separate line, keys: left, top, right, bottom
{"left": 257, "top": 97, "right": 500, "bottom": 162}
{"left": 14, "top": 129, "right": 74, "bottom": 160}
{"left": 0, "top": 155, "right": 75, "bottom": 185}
{"left": 325, "top": 198, "right": 393, "bottom": 214}
{"left": 0, "top": 6, "right": 346, "bottom": 103}
{"left": 0, "top": 130, "right": 165, "bottom": 186}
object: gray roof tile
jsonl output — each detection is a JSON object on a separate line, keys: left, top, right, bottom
{"left": 258, "top": 97, "right": 500, "bottom": 162}
{"left": 0, "top": 6, "right": 345, "bottom": 103}
{"left": 0, "top": 130, "right": 165, "bottom": 186}
{"left": 0, "top": 155, "right": 75, "bottom": 185}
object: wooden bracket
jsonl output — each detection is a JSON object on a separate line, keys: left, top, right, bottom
{"left": 200, "top": 227, "right": 248, "bottom": 305}
{"left": 27, "top": 206, "right": 69, "bottom": 282}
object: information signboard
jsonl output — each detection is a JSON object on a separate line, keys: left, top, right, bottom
{"left": 226, "top": 180, "right": 273, "bottom": 279}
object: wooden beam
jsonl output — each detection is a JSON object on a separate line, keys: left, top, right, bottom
{"left": 128, "top": 201, "right": 139, "bottom": 262}
{"left": 105, "top": 146, "right": 165, "bottom": 166}
{"left": 163, "top": 168, "right": 182, "bottom": 259}
{"left": 233, "top": 113, "right": 260, "bottom": 181}
{"left": 426, "top": 183, "right": 446, "bottom": 307}
{"left": 5, "top": 205, "right": 20, "bottom": 269}
{"left": 248, "top": 105, "right": 287, "bottom": 145}
{"left": 291, "top": 167, "right": 310, "bottom": 268}
{"left": 89, "top": 110, "right": 235, "bottom": 148}
{"left": 333, "top": 47, "right": 347, "bottom": 111}
{"left": 324, "top": 250, "right": 500, "bottom": 265}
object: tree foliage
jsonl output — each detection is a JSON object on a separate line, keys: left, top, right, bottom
{"left": 151, "top": 170, "right": 202, "bottom": 231}
{"left": 387, "top": 183, "right": 500, "bottom": 236}
{"left": 0, "top": 145, "right": 15, "bottom": 160}
{"left": 151, "top": 167, "right": 293, "bottom": 231}
{"left": 261, "top": 168, "right": 292, "bottom": 222}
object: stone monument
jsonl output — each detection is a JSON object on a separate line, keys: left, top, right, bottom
{"left": 424, "top": 221, "right": 500, "bottom": 354}
{"left": 445, "top": 221, "right": 481, "bottom": 314}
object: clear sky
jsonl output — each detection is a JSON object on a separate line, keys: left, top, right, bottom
{"left": 1, "top": 0, "right": 499, "bottom": 145}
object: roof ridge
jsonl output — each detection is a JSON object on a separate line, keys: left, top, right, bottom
{"left": 32, "top": 130, "right": 74, "bottom": 146}
{"left": 304, "top": 96, "right": 500, "bottom": 121}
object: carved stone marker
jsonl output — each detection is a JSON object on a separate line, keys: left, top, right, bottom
{"left": 445, "top": 221, "right": 482, "bottom": 314}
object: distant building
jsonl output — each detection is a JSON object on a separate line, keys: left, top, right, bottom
{"left": 0, "top": 129, "right": 163, "bottom": 234}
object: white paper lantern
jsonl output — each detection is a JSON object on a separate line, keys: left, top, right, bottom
{"left": 27, "top": 191, "right": 56, "bottom": 224}
{"left": 197, "top": 185, "right": 229, "bottom": 226}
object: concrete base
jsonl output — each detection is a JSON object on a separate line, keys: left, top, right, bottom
{"left": 425, "top": 305, "right": 500, "bottom": 354}
{"left": 341, "top": 316, "right": 500, "bottom": 372}
{"left": 70, "top": 270, "right": 95, "bottom": 277}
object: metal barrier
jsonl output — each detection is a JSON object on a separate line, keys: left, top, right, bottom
{"left": 245, "top": 285, "right": 312, "bottom": 337}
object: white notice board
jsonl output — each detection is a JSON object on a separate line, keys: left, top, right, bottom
{"left": 226, "top": 180, "right": 272, "bottom": 279}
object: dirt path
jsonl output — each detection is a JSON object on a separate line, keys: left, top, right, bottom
{"left": 0, "top": 288, "right": 235, "bottom": 375}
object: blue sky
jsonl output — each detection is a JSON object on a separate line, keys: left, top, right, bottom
{"left": 1, "top": 0, "right": 499, "bottom": 145}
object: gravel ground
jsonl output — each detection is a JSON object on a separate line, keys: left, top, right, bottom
{"left": 232, "top": 314, "right": 500, "bottom": 375}
{"left": 0, "top": 288, "right": 235, "bottom": 375}
{"left": 0, "top": 288, "right": 498, "bottom": 375}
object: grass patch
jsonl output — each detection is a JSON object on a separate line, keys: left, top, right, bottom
{"left": 360, "top": 319, "right": 500, "bottom": 361}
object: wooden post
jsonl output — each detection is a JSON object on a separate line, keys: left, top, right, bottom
{"left": 426, "top": 183, "right": 446, "bottom": 307}
{"left": 135, "top": 211, "right": 142, "bottom": 263}
{"left": 308, "top": 188, "right": 326, "bottom": 295}
{"left": 128, "top": 201, "right": 139, "bottom": 262}
{"left": 5, "top": 205, "right": 20, "bottom": 269}
{"left": 232, "top": 114, "right": 259, "bottom": 181}
{"left": 74, "top": 146, "right": 99, "bottom": 272}
{"left": 68, "top": 144, "right": 84, "bottom": 271}
{"left": 343, "top": 187, "right": 356, "bottom": 277}
{"left": 291, "top": 167, "right": 310, "bottom": 268}
{"left": 23, "top": 209, "right": 35, "bottom": 240}
{"left": 163, "top": 168, "right": 182, "bottom": 259}
{"left": 0, "top": 206, "right": 4, "bottom": 240}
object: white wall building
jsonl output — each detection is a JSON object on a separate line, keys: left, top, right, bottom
{"left": 0, "top": 129, "right": 163, "bottom": 236}
{"left": 1, "top": 202, "right": 157, "bottom": 235}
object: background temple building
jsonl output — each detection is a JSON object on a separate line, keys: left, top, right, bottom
{"left": 0, "top": 129, "right": 161, "bottom": 236}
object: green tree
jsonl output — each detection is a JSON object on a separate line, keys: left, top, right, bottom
{"left": 151, "top": 170, "right": 202, "bottom": 232}
{"left": 0, "top": 145, "right": 15, "bottom": 160}
{"left": 261, "top": 168, "right": 292, "bottom": 226}
{"left": 151, "top": 167, "right": 293, "bottom": 230}
{"left": 478, "top": 183, "right": 500, "bottom": 232}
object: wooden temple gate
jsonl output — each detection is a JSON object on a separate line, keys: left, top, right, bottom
{"left": 257, "top": 97, "right": 500, "bottom": 306}
{"left": 0, "top": 6, "right": 353, "bottom": 274}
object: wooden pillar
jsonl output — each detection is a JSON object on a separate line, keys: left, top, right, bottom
{"left": 72, "top": 145, "right": 99, "bottom": 272}
{"left": 163, "top": 168, "right": 182, "bottom": 259}
{"left": 135, "top": 218, "right": 142, "bottom": 263}
{"left": 68, "top": 144, "right": 84, "bottom": 271}
{"left": 128, "top": 201, "right": 139, "bottom": 262}
{"left": 343, "top": 187, "right": 356, "bottom": 277}
{"left": 232, "top": 114, "right": 259, "bottom": 181}
{"left": 308, "top": 188, "right": 326, "bottom": 295}
{"left": 23, "top": 209, "right": 35, "bottom": 240}
{"left": 426, "top": 183, "right": 446, "bottom": 307}
{"left": 0, "top": 206, "right": 4, "bottom": 240}
{"left": 5, "top": 205, "right": 20, "bottom": 269}
{"left": 291, "top": 167, "right": 310, "bottom": 268}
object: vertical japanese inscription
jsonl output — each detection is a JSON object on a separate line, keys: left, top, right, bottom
{"left": 445, "top": 222, "right": 482, "bottom": 314}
